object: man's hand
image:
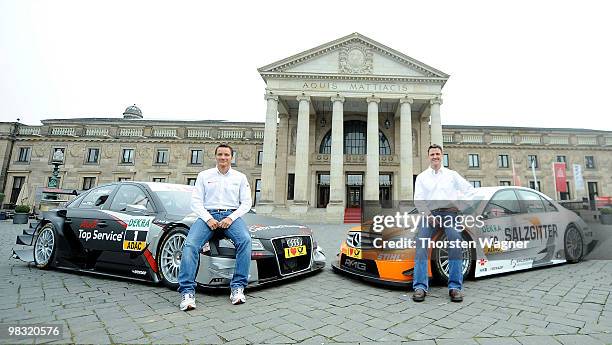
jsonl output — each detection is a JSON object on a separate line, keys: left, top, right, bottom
{"left": 218, "top": 217, "right": 234, "bottom": 229}
{"left": 207, "top": 219, "right": 220, "bottom": 230}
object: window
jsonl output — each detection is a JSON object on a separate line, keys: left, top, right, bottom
{"left": 499, "top": 181, "right": 511, "bottom": 186}
{"left": 484, "top": 189, "right": 520, "bottom": 217}
{"left": 585, "top": 156, "right": 595, "bottom": 169}
{"left": 231, "top": 151, "right": 237, "bottom": 166}
{"left": 17, "top": 147, "right": 30, "bottom": 163}
{"left": 468, "top": 154, "right": 480, "bottom": 168}
{"left": 443, "top": 154, "right": 449, "bottom": 168}
{"left": 254, "top": 179, "right": 261, "bottom": 206}
{"left": 155, "top": 149, "right": 169, "bottom": 164}
{"left": 517, "top": 189, "right": 545, "bottom": 213}
{"left": 528, "top": 155, "right": 538, "bottom": 169}
{"left": 79, "top": 185, "right": 116, "bottom": 209}
{"left": 541, "top": 196, "right": 558, "bottom": 212}
{"left": 498, "top": 154, "right": 509, "bottom": 168}
{"left": 9, "top": 176, "right": 26, "bottom": 205}
{"left": 529, "top": 180, "right": 541, "bottom": 192}
{"left": 82, "top": 177, "right": 96, "bottom": 190}
{"left": 319, "top": 120, "right": 391, "bottom": 155}
{"left": 556, "top": 155, "right": 566, "bottom": 163}
{"left": 187, "top": 178, "right": 197, "bottom": 186}
{"left": 190, "top": 150, "right": 202, "bottom": 165}
{"left": 257, "top": 151, "right": 264, "bottom": 165}
{"left": 469, "top": 180, "right": 481, "bottom": 188}
{"left": 287, "top": 174, "right": 295, "bottom": 200}
{"left": 86, "top": 148, "right": 99, "bottom": 163}
{"left": 110, "top": 184, "right": 153, "bottom": 212}
{"left": 118, "top": 177, "right": 131, "bottom": 182}
{"left": 121, "top": 149, "right": 135, "bottom": 164}
{"left": 152, "top": 177, "right": 166, "bottom": 183}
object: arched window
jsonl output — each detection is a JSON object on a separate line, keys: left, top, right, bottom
{"left": 319, "top": 120, "right": 391, "bottom": 155}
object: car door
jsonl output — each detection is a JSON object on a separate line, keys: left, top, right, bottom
{"left": 515, "top": 189, "right": 557, "bottom": 266}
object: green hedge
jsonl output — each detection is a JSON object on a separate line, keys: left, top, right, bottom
{"left": 15, "top": 205, "right": 30, "bottom": 213}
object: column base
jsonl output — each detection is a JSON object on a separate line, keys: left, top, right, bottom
{"left": 289, "top": 200, "right": 309, "bottom": 214}
{"left": 255, "top": 200, "right": 275, "bottom": 214}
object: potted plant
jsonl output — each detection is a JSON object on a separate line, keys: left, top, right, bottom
{"left": 601, "top": 208, "right": 612, "bottom": 225}
{"left": 13, "top": 204, "right": 30, "bottom": 224}
{"left": 0, "top": 193, "right": 5, "bottom": 220}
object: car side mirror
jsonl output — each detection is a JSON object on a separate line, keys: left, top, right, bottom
{"left": 126, "top": 204, "right": 147, "bottom": 213}
{"left": 482, "top": 211, "right": 490, "bottom": 219}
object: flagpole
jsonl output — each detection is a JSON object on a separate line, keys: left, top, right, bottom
{"left": 552, "top": 162, "right": 558, "bottom": 200}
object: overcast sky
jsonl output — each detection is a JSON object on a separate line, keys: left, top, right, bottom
{"left": 1, "top": 0, "right": 611, "bottom": 130}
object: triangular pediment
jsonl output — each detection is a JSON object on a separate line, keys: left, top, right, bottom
{"left": 258, "top": 33, "right": 449, "bottom": 82}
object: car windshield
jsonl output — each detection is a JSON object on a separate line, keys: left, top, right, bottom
{"left": 154, "top": 191, "right": 193, "bottom": 215}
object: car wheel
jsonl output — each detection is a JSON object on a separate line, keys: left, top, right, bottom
{"left": 33, "top": 223, "right": 57, "bottom": 269}
{"left": 564, "top": 225, "right": 583, "bottom": 263}
{"left": 158, "top": 227, "right": 188, "bottom": 289}
{"left": 432, "top": 232, "right": 473, "bottom": 283}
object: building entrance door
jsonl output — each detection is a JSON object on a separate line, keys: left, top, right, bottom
{"left": 347, "top": 186, "right": 362, "bottom": 208}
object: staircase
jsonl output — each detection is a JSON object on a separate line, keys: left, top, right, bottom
{"left": 344, "top": 208, "right": 362, "bottom": 224}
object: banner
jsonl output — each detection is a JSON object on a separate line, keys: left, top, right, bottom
{"left": 553, "top": 162, "right": 567, "bottom": 192}
{"left": 573, "top": 164, "right": 585, "bottom": 192}
{"left": 511, "top": 158, "right": 521, "bottom": 186}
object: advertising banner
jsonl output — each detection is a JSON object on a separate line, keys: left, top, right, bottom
{"left": 553, "top": 162, "right": 567, "bottom": 192}
{"left": 573, "top": 164, "right": 585, "bottom": 192}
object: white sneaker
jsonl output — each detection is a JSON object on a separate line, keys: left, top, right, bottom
{"left": 180, "top": 293, "right": 196, "bottom": 311}
{"left": 230, "top": 287, "right": 246, "bottom": 305}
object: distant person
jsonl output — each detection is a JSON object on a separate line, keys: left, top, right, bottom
{"left": 412, "top": 144, "right": 474, "bottom": 303}
{"left": 178, "top": 144, "right": 252, "bottom": 310}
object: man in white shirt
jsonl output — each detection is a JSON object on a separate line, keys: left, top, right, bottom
{"left": 178, "top": 144, "right": 252, "bottom": 310}
{"left": 412, "top": 144, "right": 474, "bottom": 303}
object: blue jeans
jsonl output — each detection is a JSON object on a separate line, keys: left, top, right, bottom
{"left": 412, "top": 211, "right": 464, "bottom": 292}
{"left": 178, "top": 210, "right": 251, "bottom": 293}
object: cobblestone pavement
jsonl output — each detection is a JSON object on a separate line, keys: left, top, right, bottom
{"left": 1, "top": 220, "right": 611, "bottom": 344}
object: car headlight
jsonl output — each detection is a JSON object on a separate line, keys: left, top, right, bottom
{"left": 251, "top": 239, "right": 265, "bottom": 251}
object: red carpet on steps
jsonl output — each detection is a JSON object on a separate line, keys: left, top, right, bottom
{"left": 343, "top": 208, "right": 362, "bottom": 223}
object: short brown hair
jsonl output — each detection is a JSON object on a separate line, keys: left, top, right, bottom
{"left": 427, "top": 144, "right": 443, "bottom": 155}
{"left": 215, "top": 144, "right": 234, "bottom": 156}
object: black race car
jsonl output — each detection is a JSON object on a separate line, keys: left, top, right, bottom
{"left": 13, "top": 182, "right": 326, "bottom": 288}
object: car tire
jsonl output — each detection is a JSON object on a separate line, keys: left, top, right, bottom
{"left": 33, "top": 223, "right": 57, "bottom": 269}
{"left": 158, "top": 227, "right": 190, "bottom": 290}
{"left": 564, "top": 225, "right": 584, "bottom": 263}
{"left": 432, "top": 232, "right": 474, "bottom": 283}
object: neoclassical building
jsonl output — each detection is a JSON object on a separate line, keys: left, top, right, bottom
{"left": 1, "top": 33, "right": 611, "bottom": 222}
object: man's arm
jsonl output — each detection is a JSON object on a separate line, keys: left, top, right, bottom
{"left": 413, "top": 175, "right": 431, "bottom": 215}
{"left": 191, "top": 172, "right": 213, "bottom": 222}
{"left": 454, "top": 171, "right": 475, "bottom": 197}
{"left": 228, "top": 174, "right": 252, "bottom": 221}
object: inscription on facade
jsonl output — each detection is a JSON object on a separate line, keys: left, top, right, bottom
{"left": 301, "top": 81, "right": 410, "bottom": 93}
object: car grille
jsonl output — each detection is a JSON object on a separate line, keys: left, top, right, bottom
{"left": 271, "top": 236, "right": 312, "bottom": 276}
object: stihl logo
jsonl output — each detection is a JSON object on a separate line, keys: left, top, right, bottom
{"left": 80, "top": 220, "right": 97, "bottom": 229}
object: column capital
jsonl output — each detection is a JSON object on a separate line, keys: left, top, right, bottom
{"left": 278, "top": 113, "right": 289, "bottom": 119}
{"left": 430, "top": 97, "right": 443, "bottom": 105}
{"left": 366, "top": 96, "right": 380, "bottom": 104}
{"left": 264, "top": 93, "right": 278, "bottom": 101}
{"left": 400, "top": 97, "right": 414, "bottom": 104}
{"left": 331, "top": 95, "right": 345, "bottom": 103}
{"left": 296, "top": 94, "right": 310, "bottom": 103}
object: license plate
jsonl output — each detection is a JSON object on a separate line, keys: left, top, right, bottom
{"left": 284, "top": 245, "right": 307, "bottom": 258}
{"left": 344, "top": 247, "right": 362, "bottom": 259}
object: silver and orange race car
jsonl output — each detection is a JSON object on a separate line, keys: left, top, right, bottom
{"left": 13, "top": 182, "right": 326, "bottom": 289}
{"left": 332, "top": 186, "right": 596, "bottom": 286}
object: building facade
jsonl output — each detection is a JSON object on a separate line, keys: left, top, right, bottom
{"left": 1, "top": 33, "right": 611, "bottom": 222}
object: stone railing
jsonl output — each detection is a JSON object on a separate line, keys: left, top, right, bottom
{"left": 153, "top": 128, "right": 177, "bottom": 137}
{"left": 462, "top": 134, "right": 483, "bottom": 144}
{"left": 312, "top": 153, "right": 397, "bottom": 165}
{"left": 187, "top": 129, "right": 211, "bottom": 138}
{"left": 253, "top": 131, "right": 264, "bottom": 139}
{"left": 576, "top": 136, "right": 597, "bottom": 146}
{"left": 606, "top": 137, "right": 612, "bottom": 146}
{"left": 490, "top": 135, "right": 512, "bottom": 144}
{"left": 218, "top": 130, "right": 244, "bottom": 139}
{"left": 442, "top": 134, "right": 454, "bottom": 143}
{"left": 549, "top": 136, "right": 569, "bottom": 145}
{"left": 50, "top": 127, "right": 76, "bottom": 136}
{"left": 118, "top": 128, "right": 144, "bottom": 137}
{"left": 85, "top": 127, "right": 109, "bottom": 136}
{"left": 520, "top": 135, "right": 541, "bottom": 144}
{"left": 18, "top": 126, "right": 41, "bottom": 136}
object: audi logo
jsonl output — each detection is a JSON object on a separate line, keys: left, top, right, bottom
{"left": 286, "top": 237, "right": 303, "bottom": 247}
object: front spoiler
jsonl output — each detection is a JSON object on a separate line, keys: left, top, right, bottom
{"left": 331, "top": 261, "right": 411, "bottom": 288}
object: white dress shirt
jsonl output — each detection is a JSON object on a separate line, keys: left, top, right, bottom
{"left": 191, "top": 167, "right": 252, "bottom": 222}
{"left": 414, "top": 166, "right": 474, "bottom": 215}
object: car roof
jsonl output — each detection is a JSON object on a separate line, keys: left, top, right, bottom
{"left": 471, "top": 186, "right": 554, "bottom": 200}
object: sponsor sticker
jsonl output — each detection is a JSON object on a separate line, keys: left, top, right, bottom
{"left": 284, "top": 245, "right": 306, "bottom": 258}
{"left": 122, "top": 216, "right": 154, "bottom": 252}
{"left": 342, "top": 247, "right": 362, "bottom": 259}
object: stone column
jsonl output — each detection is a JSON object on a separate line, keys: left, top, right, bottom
{"left": 257, "top": 93, "right": 278, "bottom": 213}
{"left": 291, "top": 95, "right": 310, "bottom": 213}
{"left": 327, "top": 95, "right": 345, "bottom": 215}
{"left": 399, "top": 97, "right": 414, "bottom": 205}
{"left": 364, "top": 97, "right": 380, "bottom": 203}
{"left": 274, "top": 113, "right": 289, "bottom": 205}
{"left": 430, "top": 97, "right": 443, "bottom": 148}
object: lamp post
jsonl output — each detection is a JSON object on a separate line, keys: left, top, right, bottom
{"left": 48, "top": 149, "right": 64, "bottom": 188}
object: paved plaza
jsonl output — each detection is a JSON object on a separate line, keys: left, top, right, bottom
{"left": 1, "top": 220, "right": 611, "bottom": 344}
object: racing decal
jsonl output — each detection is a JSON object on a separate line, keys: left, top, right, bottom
{"left": 78, "top": 228, "right": 123, "bottom": 242}
{"left": 284, "top": 245, "right": 307, "bottom": 258}
{"left": 340, "top": 255, "right": 379, "bottom": 276}
{"left": 475, "top": 258, "right": 535, "bottom": 277}
{"left": 504, "top": 224, "right": 558, "bottom": 242}
{"left": 248, "top": 224, "right": 309, "bottom": 233}
{"left": 342, "top": 247, "right": 362, "bottom": 259}
{"left": 122, "top": 216, "right": 154, "bottom": 251}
